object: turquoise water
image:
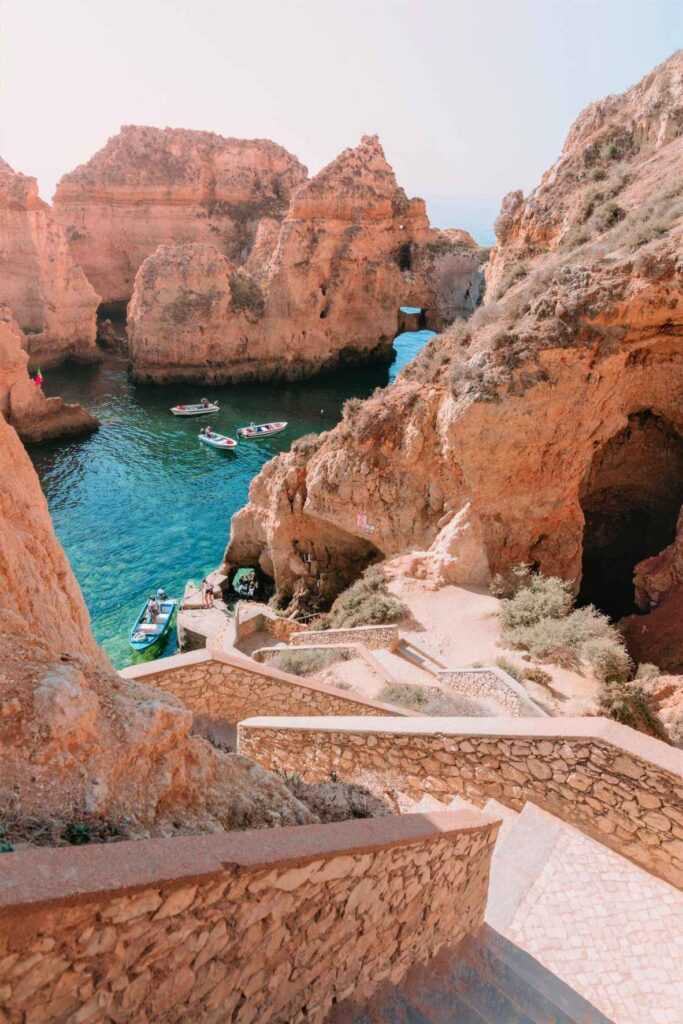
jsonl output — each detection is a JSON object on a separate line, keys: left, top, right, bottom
{"left": 29, "top": 331, "right": 433, "bottom": 668}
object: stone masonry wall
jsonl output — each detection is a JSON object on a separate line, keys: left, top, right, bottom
{"left": 437, "top": 668, "right": 546, "bottom": 717}
{"left": 121, "top": 650, "right": 406, "bottom": 722}
{"left": 290, "top": 624, "right": 400, "bottom": 651}
{"left": 0, "top": 812, "right": 497, "bottom": 1023}
{"left": 238, "top": 718, "right": 683, "bottom": 890}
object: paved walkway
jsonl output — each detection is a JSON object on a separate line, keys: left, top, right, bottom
{"left": 504, "top": 816, "right": 683, "bottom": 1024}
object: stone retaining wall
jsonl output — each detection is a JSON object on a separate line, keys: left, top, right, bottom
{"left": 0, "top": 812, "right": 497, "bottom": 1023}
{"left": 291, "top": 624, "right": 400, "bottom": 651}
{"left": 121, "top": 650, "right": 407, "bottom": 722}
{"left": 437, "top": 668, "right": 547, "bottom": 717}
{"left": 238, "top": 716, "right": 683, "bottom": 890}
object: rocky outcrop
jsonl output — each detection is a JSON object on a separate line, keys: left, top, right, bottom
{"left": 225, "top": 53, "right": 683, "bottom": 657}
{"left": 487, "top": 50, "right": 683, "bottom": 297}
{"left": 53, "top": 126, "right": 308, "bottom": 311}
{"left": 127, "top": 135, "right": 485, "bottom": 383}
{"left": 0, "top": 306, "right": 98, "bottom": 442}
{"left": 0, "top": 411, "right": 315, "bottom": 833}
{"left": 0, "top": 159, "right": 99, "bottom": 367}
{"left": 622, "top": 510, "right": 683, "bottom": 671}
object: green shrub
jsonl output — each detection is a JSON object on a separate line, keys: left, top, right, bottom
{"left": 495, "top": 656, "right": 525, "bottom": 683}
{"left": 378, "top": 682, "right": 474, "bottom": 716}
{"left": 499, "top": 572, "right": 632, "bottom": 681}
{"left": 271, "top": 648, "right": 349, "bottom": 677}
{"left": 500, "top": 574, "right": 573, "bottom": 630}
{"left": 522, "top": 665, "right": 553, "bottom": 687}
{"left": 599, "top": 681, "right": 667, "bottom": 740}
{"left": 636, "top": 662, "right": 661, "bottom": 682}
{"left": 582, "top": 635, "right": 633, "bottom": 684}
{"left": 326, "top": 566, "right": 407, "bottom": 629}
{"left": 229, "top": 269, "right": 265, "bottom": 318}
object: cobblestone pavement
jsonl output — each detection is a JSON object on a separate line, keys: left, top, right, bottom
{"left": 505, "top": 819, "right": 683, "bottom": 1024}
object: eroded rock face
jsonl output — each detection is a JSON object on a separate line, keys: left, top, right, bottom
{"left": 0, "top": 412, "right": 313, "bottom": 832}
{"left": 0, "top": 305, "right": 98, "bottom": 442}
{"left": 486, "top": 49, "right": 683, "bottom": 297}
{"left": 126, "top": 135, "right": 485, "bottom": 383}
{"left": 225, "top": 54, "right": 683, "bottom": 646}
{"left": 53, "top": 125, "right": 308, "bottom": 311}
{"left": 0, "top": 159, "right": 99, "bottom": 367}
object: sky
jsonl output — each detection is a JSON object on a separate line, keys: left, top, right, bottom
{"left": 2, "top": 0, "right": 682, "bottom": 244}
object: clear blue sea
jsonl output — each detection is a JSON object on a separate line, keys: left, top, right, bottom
{"left": 29, "top": 330, "right": 435, "bottom": 667}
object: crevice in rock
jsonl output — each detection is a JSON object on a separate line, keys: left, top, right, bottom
{"left": 578, "top": 411, "right": 683, "bottom": 622}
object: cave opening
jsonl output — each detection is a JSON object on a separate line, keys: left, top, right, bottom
{"left": 578, "top": 411, "right": 683, "bottom": 621}
{"left": 397, "top": 243, "right": 412, "bottom": 271}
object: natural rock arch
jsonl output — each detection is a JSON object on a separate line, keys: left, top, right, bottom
{"left": 578, "top": 411, "right": 683, "bottom": 620}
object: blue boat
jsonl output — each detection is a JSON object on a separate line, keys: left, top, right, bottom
{"left": 129, "top": 593, "right": 178, "bottom": 653}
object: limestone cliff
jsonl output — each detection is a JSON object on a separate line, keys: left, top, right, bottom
{"left": 0, "top": 412, "right": 313, "bottom": 833}
{"left": 127, "top": 135, "right": 485, "bottom": 383}
{"left": 0, "top": 159, "right": 99, "bottom": 367}
{"left": 225, "top": 52, "right": 683, "bottom": 664}
{"left": 53, "top": 126, "right": 308, "bottom": 311}
{"left": 487, "top": 49, "right": 683, "bottom": 297}
{"left": 0, "top": 305, "right": 98, "bottom": 442}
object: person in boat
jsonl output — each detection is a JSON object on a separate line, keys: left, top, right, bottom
{"left": 156, "top": 588, "right": 167, "bottom": 603}
{"left": 146, "top": 594, "right": 160, "bottom": 623}
{"left": 201, "top": 397, "right": 209, "bottom": 408}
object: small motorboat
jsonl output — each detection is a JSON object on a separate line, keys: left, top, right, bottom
{"left": 237, "top": 421, "right": 288, "bottom": 439}
{"left": 198, "top": 429, "right": 237, "bottom": 450}
{"left": 129, "top": 593, "right": 178, "bottom": 652}
{"left": 171, "top": 401, "right": 219, "bottom": 417}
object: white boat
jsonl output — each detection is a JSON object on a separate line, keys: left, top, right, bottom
{"left": 171, "top": 402, "right": 219, "bottom": 417}
{"left": 237, "top": 421, "right": 288, "bottom": 439}
{"left": 198, "top": 430, "right": 237, "bottom": 450}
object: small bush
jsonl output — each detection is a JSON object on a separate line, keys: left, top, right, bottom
{"left": 283, "top": 775, "right": 391, "bottom": 822}
{"left": 342, "top": 397, "right": 363, "bottom": 419}
{"left": 500, "top": 574, "right": 573, "bottom": 630}
{"left": 599, "top": 681, "right": 667, "bottom": 740}
{"left": 523, "top": 665, "right": 553, "bottom": 687}
{"left": 499, "top": 572, "right": 632, "bottom": 682}
{"left": 582, "top": 635, "right": 633, "bottom": 684}
{"left": 495, "top": 656, "right": 525, "bottom": 683}
{"left": 326, "top": 566, "right": 407, "bottom": 629}
{"left": 229, "top": 269, "right": 265, "bottom": 318}
{"left": 378, "top": 682, "right": 478, "bottom": 716}
{"left": 636, "top": 662, "right": 661, "bottom": 683}
{"left": 271, "top": 648, "right": 349, "bottom": 677}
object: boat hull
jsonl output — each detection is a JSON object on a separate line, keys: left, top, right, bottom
{"left": 237, "top": 421, "right": 287, "bottom": 439}
{"left": 171, "top": 404, "right": 219, "bottom": 417}
{"left": 198, "top": 433, "right": 237, "bottom": 450}
{"left": 129, "top": 599, "right": 178, "bottom": 652}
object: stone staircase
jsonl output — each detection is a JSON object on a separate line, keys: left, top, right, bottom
{"left": 329, "top": 797, "right": 683, "bottom": 1024}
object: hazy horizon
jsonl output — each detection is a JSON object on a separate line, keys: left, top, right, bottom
{"left": 2, "top": 0, "right": 682, "bottom": 245}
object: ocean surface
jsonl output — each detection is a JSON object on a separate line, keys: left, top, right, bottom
{"left": 29, "top": 329, "right": 435, "bottom": 668}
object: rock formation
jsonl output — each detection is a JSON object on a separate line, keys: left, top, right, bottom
{"left": 0, "top": 305, "right": 98, "bottom": 442}
{"left": 53, "top": 126, "right": 308, "bottom": 313}
{"left": 0, "top": 159, "right": 99, "bottom": 367}
{"left": 225, "top": 52, "right": 683, "bottom": 667}
{"left": 126, "top": 135, "right": 485, "bottom": 383}
{"left": 0, "top": 411, "right": 314, "bottom": 833}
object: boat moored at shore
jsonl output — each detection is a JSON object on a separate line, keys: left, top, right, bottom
{"left": 129, "top": 593, "right": 178, "bottom": 652}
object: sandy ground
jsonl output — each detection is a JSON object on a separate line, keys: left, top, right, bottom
{"left": 385, "top": 577, "right": 601, "bottom": 712}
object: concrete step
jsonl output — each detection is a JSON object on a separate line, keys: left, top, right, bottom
{"left": 485, "top": 802, "right": 564, "bottom": 933}
{"left": 459, "top": 926, "right": 613, "bottom": 1023}
{"left": 371, "top": 648, "right": 437, "bottom": 687}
